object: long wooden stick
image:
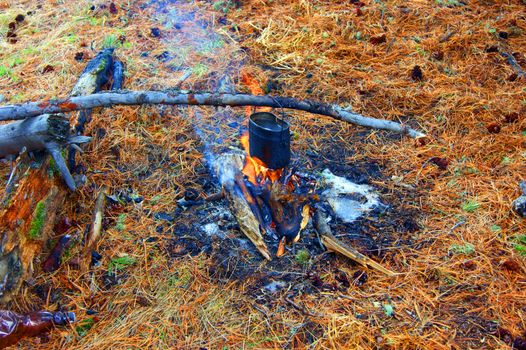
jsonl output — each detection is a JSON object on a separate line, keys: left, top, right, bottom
{"left": 84, "top": 185, "right": 107, "bottom": 252}
{"left": 0, "top": 91, "right": 425, "bottom": 138}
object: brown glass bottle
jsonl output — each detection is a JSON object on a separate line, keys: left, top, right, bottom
{"left": 0, "top": 310, "right": 75, "bottom": 348}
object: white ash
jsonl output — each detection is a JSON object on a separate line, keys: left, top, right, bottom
{"left": 263, "top": 281, "right": 287, "bottom": 294}
{"left": 235, "top": 238, "right": 253, "bottom": 251}
{"left": 202, "top": 223, "right": 225, "bottom": 238}
{"left": 319, "top": 169, "right": 382, "bottom": 223}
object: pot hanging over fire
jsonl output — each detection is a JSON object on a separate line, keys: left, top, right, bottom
{"left": 248, "top": 112, "right": 291, "bottom": 170}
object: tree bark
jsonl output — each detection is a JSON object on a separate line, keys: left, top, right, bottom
{"left": 0, "top": 91, "right": 425, "bottom": 138}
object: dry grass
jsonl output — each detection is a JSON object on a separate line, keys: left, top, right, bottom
{"left": 1, "top": 0, "right": 526, "bottom": 349}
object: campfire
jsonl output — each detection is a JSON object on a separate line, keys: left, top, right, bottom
{"left": 239, "top": 112, "right": 312, "bottom": 258}
{"left": 216, "top": 109, "right": 313, "bottom": 260}
{"left": 210, "top": 73, "right": 394, "bottom": 275}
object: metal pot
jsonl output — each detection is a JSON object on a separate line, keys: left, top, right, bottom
{"left": 248, "top": 112, "right": 290, "bottom": 169}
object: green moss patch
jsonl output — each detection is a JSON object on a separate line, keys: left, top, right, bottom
{"left": 28, "top": 200, "right": 47, "bottom": 239}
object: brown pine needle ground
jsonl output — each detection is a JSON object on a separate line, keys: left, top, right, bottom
{"left": 1, "top": 0, "right": 526, "bottom": 349}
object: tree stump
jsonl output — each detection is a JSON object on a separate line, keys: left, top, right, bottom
{"left": 0, "top": 49, "right": 116, "bottom": 303}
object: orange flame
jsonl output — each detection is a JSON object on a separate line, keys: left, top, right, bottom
{"left": 240, "top": 132, "right": 282, "bottom": 185}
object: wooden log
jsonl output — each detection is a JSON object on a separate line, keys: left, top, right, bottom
{"left": 70, "top": 48, "right": 113, "bottom": 97}
{"left": 0, "top": 114, "right": 90, "bottom": 190}
{"left": 0, "top": 159, "right": 66, "bottom": 302}
{"left": 69, "top": 48, "right": 115, "bottom": 172}
{"left": 214, "top": 153, "right": 271, "bottom": 260}
{"left": 0, "top": 50, "right": 114, "bottom": 303}
{"left": 0, "top": 114, "right": 69, "bottom": 158}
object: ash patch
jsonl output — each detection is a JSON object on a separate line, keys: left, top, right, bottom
{"left": 320, "top": 169, "right": 383, "bottom": 223}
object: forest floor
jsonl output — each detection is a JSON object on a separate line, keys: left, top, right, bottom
{"left": 1, "top": 0, "right": 526, "bottom": 349}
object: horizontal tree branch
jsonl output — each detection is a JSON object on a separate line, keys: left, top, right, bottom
{"left": 0, "top": 91, "right": 425, "bottom": 138}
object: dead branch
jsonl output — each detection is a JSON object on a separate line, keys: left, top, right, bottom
{"left": 84, "top": 186, "right": 107, "bottom": 252}
{"left": 0, "top": 113, "right": 91, "bottom": 191}
{"left": 0, "top": 91, "right": 425, "bottom": 138}
{"left": 313, "top": 210, "right": 396, "bottom": 276}
{"left": 285, "top": 296, "right": 326, "bottom": 318}
{"left": 81, "top": 186, "right": 107, "bottom": 272}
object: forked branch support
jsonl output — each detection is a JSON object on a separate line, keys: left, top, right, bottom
{"left": 0, "top": 91, "right": 425, "bottom": 138}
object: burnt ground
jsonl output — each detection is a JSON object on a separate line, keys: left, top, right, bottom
{"left": 111, "top": 105, "right": 424, "bottom": 308}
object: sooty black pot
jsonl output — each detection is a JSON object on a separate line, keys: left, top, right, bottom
{"left": 248, "top": 112, "right": 291, "bottom": 169}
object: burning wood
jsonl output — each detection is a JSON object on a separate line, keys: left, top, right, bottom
{"left": 240, "top": 111, "right": 314, "bottom": 255}
{"left": 215, "top": 153, "right": 271, "bottom": 260}
{"left": 262, "top": 180, "right": 310, "bottom": 257}
{"left": 213, "top": 113, "right": 314, "bottom": 259}
{"left": 204, "top": 83, "right": 394, "bottom": 270}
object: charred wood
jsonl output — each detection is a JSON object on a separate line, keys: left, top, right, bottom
{"left": 110, "top": 60, "right": 124, "bottom": 90}
{"left": 215, "top": 153, "right": 271, "bottom": 260}
{"left": 68, "top": 48, "right": 115, "bottom": 172}
{"left": 313, "top": 210, "right": 395, "bottom": 276}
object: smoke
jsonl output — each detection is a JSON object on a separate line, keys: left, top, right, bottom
{"left": 150, "top": 1, "right": 247, "bottom": 185}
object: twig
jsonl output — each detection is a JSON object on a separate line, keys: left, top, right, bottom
{"left": 175, "top": 70, "right": 192, "bottom": 87}
{"left": 3, "top": 147, "right": 26, "bottom": 200}
{"left": 205, "top": 191, "right": 224, "bottom": 202}
{"left": 386, "top": 37, "right": 396, "bottom": 53}
{"left": 0, "top": 90, "right": 426, "bottom": 138}
{"left": 47, "top": 143, "right": 77, "bottom": 191}
{"left": 448, "top": 220, "right": 465, "bottom": 234}
{"left": 439, "top": 30, "right": 456, "bottom": 43}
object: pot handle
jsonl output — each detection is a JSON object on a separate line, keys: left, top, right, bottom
{"left": 268, "top": 95, "right": 289, "bottom": 143}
